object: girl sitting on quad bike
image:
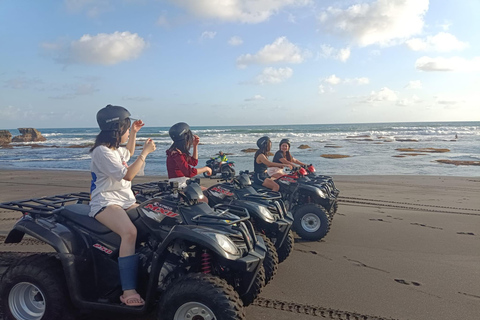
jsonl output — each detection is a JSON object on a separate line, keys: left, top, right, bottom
{"left": 166, "top": 122, "right": 212, "bottom": 201}
{"left": 253, "top": 136, "right": 292, "bottom": 192}
{"left": 90, "top": 104, "right": 156, "bottom": 307}
{"left": 268, "top": 138, "right": 307, "bottom": 179}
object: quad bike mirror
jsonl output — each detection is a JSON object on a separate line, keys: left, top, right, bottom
{"left": 237, "top": 174, "right": 252, "bottom": 187}
{"left": 183, "top": 182, "right": 205, "bottom": 203}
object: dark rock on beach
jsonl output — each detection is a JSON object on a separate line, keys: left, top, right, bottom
{"left": 298, "top": 144, "right": 310, "bottom": 149}
{"left": 321, "top": 154, "right": 350, "bottom": 159}
{"left": 12, "top": 128, "right": 46, "bottom": 143}
{"left": 396, "top": 148, "right": 450, "bottom": 153}
{"left": 0, "top": 130, "right": 12, "bottom": 145}
{"left": 436, "top": 160, "right": 480, "bottom": 166}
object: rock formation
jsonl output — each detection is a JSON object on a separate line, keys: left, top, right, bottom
{"left": 298, "top": 144, "right": 310, "bottom": 149}
{"left": 0, "top": 130, "right": 12, "bottom": 145}
{"left": 12, "top": 128, "right": 47, "bottom": 143}
{"left": 321, "top": 154, "right": 350, "bottom": 159}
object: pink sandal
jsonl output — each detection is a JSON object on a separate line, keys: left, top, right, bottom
{"left": 120, "top": 293, "right": 145, "bottom": 307}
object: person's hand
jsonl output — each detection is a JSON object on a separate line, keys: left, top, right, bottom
{"left": 285, "top": 164, "right": 293, "bottom": 170}
{"left": 206, "top": 167, "right": 212, "bottom": 176}
{"left": 143, "top": 138, "right": 156, "bottom": 155}
{"left": 131, "top": 120, "right": 145, "bottom": 134}
{"left": 193, "top": 135, "right": 200, "bottom": 146}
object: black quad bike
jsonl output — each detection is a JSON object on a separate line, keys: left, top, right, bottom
{"left": 205, "top": 173, "right": 294, "bottom": 284}
{"left": 204, "top": 158, "right": 235, "bottom": 178}
{"left": 0, "top": 183, "right": 266, "bottom": 320}
{"left": 133, "top": 177, "right": 284, "bottom": 286}
{"left": 302, "top": 164, "right": 340, "bottom": 216}
{"left": 248, "top": 168, "right": 335, "bottom": 241}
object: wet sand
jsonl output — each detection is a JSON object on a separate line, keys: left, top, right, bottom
{"left": 1, "top": 169, "right": 480, "bottom": 320}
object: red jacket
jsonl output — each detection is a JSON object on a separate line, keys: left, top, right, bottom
{"left": 166, "top": 150, "right": 198, "bottom": 178}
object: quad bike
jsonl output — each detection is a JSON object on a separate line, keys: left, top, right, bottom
{"left": 302, "top": 164, "right": 340, "bottom": 215}
{"left": 132, "top": 179, "right": 266, "bottom": 305}
{"left": 0, "top": 182, "right": 266, "bottom": 320}
{"left": 204, "top": 172, "right": 295, "bottom": 283}
{"left": 204, "top": 158, "right": 235, "bottom": 178}
{"left": 248, "top": 167, "right": 335, "bottom": 241}
{"left": 132, "top": 177, "right": 283, "bottom": 286}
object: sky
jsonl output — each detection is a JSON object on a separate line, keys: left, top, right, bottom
{"left": 1, "top": 0, "right": 479, "bottom": 129}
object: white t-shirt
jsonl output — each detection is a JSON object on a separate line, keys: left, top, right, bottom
{"left": 89, "top": 146, "right": 136, "bottom": 217}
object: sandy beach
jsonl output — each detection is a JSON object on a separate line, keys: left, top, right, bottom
{"left": 1, "top": 169, "right": 480, "bottom": 320}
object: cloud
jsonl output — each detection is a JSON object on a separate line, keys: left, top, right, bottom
{"left": 319, "top": 45, "right": 351, "bottom": 62}
{"left": 404, "top": 80, "right": 422, "bottom": 89}
{"left": 322, "top": 75, "right": 369, "bottom": 85}
{"left": 237, "top": 37, "right": 309, "bottom": 68}
{"left": 169, "top": 0, "right": 311, "bottom": 24}
{"left": 245, "top": 94, "right": 266, "bottom": 101}
{"left": 318, "top": 0, "right": 428, "bottom": 47}
{"left": 4, "top": 77, "right": 43, "bottom": 89}
{"left": 415, "top": 56, "right": 480, "bottom": 72}
{"left": 254, "top": 67, "right": 293, "bottom": 85}
{"left": 324, "top": 74, "right": 341, "bottom": 85}
{"left": 43, "top": 31, "right": 147, "bottom": 65}
{"left": 200, "top": 31, "right": 217, "bottom": 41}
{"left": 228, "top": 36, "right": 243, "bottom": 46}
{"left": 156, "top": 12, "right": 170, "bottom": 27}
{"left": 406, "top": 32, "right": 469, "bottom": 52}
{"left": 396, "top": 95, "right": 421, "bottom": 106}
{"left": 363, "top": 87, "right": 398, "bottom": 103}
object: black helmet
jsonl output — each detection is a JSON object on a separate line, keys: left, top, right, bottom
{"left": 169, "top": 122, "right": 191, "bottom": 141}
{"left": 96, "top": 104, "right": 131, "bottom": 131}
{"left": 279, "top": 138, "right": 291, "bottom": 148}
{"left": 256, "top": 136, "right": 270, "bottom": 149}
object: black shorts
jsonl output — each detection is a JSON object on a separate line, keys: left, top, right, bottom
{"left": 252, "top": 173, "right": 268, "bottom": 185}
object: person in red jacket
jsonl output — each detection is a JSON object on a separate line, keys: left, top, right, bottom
{"left": 166, "top": 122, "right": 212, "bottom": 194}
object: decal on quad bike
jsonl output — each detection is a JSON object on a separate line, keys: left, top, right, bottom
{"left": 145, "top": 203, "right": 179, "bottom": 218}
{"left": 210, "top": 186, "right": 234, "bottom": 197}
{"left": 279, "top": 176, "right": 297, "bottom": 184}
{"left": 93, "top": 243, "right": 113, "bottom": 255}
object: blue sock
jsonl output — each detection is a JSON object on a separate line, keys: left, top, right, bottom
{"left": 118, "top": 254, "right": 139, "bottom": 291}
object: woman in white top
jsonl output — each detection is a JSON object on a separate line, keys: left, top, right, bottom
{"left": 89, "top": 105, "right": 156, "bottom": 307}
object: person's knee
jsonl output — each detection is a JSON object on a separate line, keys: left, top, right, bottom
{"left": 272, "top": 183, "right": 280, "bottom": 192}
{"left": 122, "top": 225, "right": 137, "bottom": 243}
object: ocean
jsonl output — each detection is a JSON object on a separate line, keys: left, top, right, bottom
{"left": 1, "top": 122, "right": 479, "bottom": 177}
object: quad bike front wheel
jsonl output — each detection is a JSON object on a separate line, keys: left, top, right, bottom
{"left": 293, "top": 204, "right": 330, "bottom": 241}
{"left": 276, "top": 230, "right": 294, "bottom": 263}
{"left": 158, "top": 273, "right": 245, "bottom": 320}
{"left": 0, "top": 254, "right": 74, "bottom": 320}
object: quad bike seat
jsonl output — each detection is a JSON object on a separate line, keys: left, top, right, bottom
{"left": 58, "top": 204, "right": 140, "bottom": 234}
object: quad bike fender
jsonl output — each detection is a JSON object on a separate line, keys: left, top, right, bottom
{"left": 4, "top": 215, "right": 86, "bottom": 255}
{"left": 156, "top": 225, "right": 250, "bottom": 262}
{"left": 295, "top": 184, "right": 332, "bottom": 209}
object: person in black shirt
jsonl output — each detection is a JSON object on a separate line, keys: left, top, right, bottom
{"left": 253, "top": 136, "right": 292, "bottom": 191}
{"left": 268, "top": 138, "right": 306, "bottom": 178}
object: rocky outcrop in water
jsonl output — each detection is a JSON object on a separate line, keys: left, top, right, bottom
{"left": 12, "top": 128, "right": 46, "bottom": 143}
{"left": 0, "top": 130, "right": 12, "bottom": 145}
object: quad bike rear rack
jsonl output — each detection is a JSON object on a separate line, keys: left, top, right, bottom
{"left": 0, "top": 192, "right": 91, "bottom": 217}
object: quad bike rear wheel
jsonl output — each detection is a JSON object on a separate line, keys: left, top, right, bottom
{"left": 0, "top": 254, "right": 74, "bottom": 320}
{"left": 258, "top": 233, "right": 278, "bottom": 285}
{"left": 221, "top": 166, "right": 235, "bottom": 179}
{"left": 293, "top": 204, "right": 330, "bottom": 241}
{"left": 158, "top": 273, "right": 245, "bottom": 320}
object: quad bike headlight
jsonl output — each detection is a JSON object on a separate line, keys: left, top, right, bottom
{"left": 258, "top": 206, "right": 275, "bottom": 222}
{"left": 202, "top": 232, "right": 240, "bottom": 256}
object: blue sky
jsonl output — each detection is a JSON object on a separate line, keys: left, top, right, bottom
{"left": 1, "top": 0, "right": 479, "bottom": 129}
